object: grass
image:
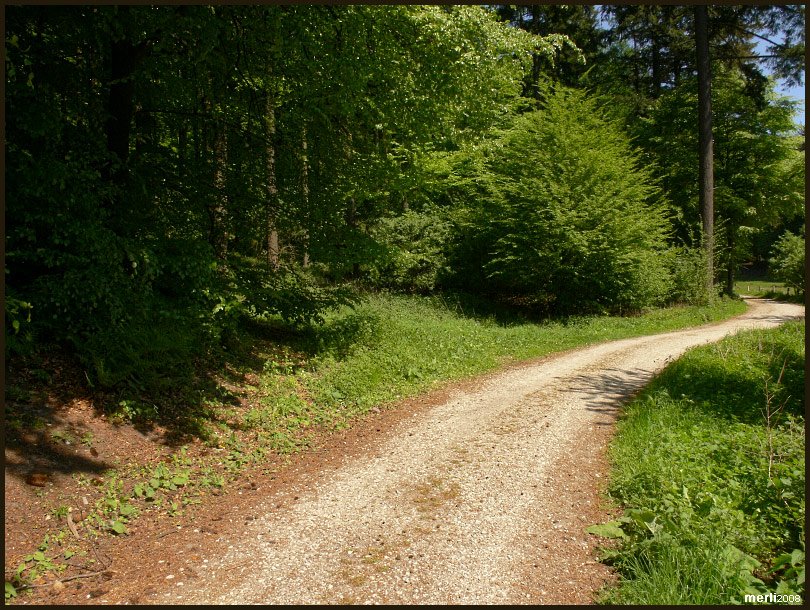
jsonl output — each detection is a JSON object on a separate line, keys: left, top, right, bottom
{"left": 592, "top": 321, "right": 805, "bottom": 605}
{"left": 735, "top": 279, "right": 802, "bottom": 302}
{"left": 240, "top": 293, "right": 747, "bottom": 433}
{"left": 4, "top": 292, "right": 749, "bottom": 600}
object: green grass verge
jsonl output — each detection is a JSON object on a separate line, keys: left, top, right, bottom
{"left": 735, "top": 279, "right": 802, "bottom": 302}
{"left": 591, "top": 320, "right": 805, "bottom": 605}
{"left": 244, "top": 294, "right": 746, "bottom": 431}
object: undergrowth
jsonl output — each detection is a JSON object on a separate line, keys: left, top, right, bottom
{"left": 590, "top": 320, "right": 805, "bottom": 605}
{"left": 239, "top": 293, "right": 746, "bottom": 431}
{"left": 5, "top": 292, "right": 747, "bottom": 600}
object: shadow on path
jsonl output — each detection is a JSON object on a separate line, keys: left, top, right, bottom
{"left": 563, "top": 367, "right": 654, "bottom": 424}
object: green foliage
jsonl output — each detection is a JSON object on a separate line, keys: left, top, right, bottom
{"left": 4, "top": 290, "right": 34, "bottom": 357}
{"left": 770, "top": 230, "right": 805, "bottom": 296}
{"left": 5, "top": 581, "right": 17, "bottom": 600}
{"left": 634, "top": 67, "right": 803, "bottom": 286}
{"left": 596, "top": 321, "right": 805, "bottom": 604}
{"left": 451, "top": 86, "right": 673, "bottom": 314}
{"left": 229, "top": 257, "right": 360, "bottom": 327}
{"left": 275, "top": 293, "right": 744, "bottom": 423}
{"left": 668, "top": 243, "right": 721, "bottom": 305}
{"left": 4, "top": 5, "right": 563, "bottom": 405}
{"left": 367, "top": 207, "right": 455, "bottom": 293}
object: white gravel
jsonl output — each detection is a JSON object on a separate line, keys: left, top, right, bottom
{"left": 168, "top": 299, "right": 803, "bottom": 605}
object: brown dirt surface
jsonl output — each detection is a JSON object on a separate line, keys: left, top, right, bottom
{"left": 3, "top": 298, "right": 803, "bottom": 605}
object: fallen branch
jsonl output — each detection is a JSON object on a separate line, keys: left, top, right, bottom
{"left": 17, "top": 570, "right": 112, "bottom": 590}
{"left": 66, "top": 512, "right": 81, "bottom": 540}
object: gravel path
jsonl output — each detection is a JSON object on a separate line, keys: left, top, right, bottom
{"left": 163, "top": 299, "right": 803, "bottom": 605}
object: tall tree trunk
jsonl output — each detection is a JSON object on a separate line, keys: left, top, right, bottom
{"left": 265, "top": 90, "right": 280, "bottom": 271}
{"left": 103, "top": 9, "right": 148, "bottom": 191}
{"left": 695, "top": 5, "right": 714, "bottom": 299}
{"left": 105, "top": 38, "right": 136, "bottom": 179}
{"left": 211, "top": 121, "right": 229, "bottom": 261}
{"left": 301, "top": 123, "right": 310, "bottom": 269}
{"left": 651, "top": 34, "right": 661, "bottom": 96}
{"left": 725, "top": 226, "right": 735, "bottom": 296}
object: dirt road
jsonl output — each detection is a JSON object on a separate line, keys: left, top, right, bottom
{"left": 148, "top": 299, "right": 802, "bottom": 605}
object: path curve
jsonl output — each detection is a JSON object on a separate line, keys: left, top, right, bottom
{"left": 164, "top": 299, "right": 803, "bottom": 605}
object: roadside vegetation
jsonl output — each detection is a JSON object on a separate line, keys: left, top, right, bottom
{"left": 4, "top": 293, "right": 746, "bottom": 599}
{"left": 590, "top": 321, "right": 805, "bottom": 604}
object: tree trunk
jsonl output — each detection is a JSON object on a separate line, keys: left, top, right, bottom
{"left": 695, "top": 5, "right": 714, "bottom": 299}
{"left": 103, "top": 8, "right": 149, "bottom": 190}
{"left": 211, "top": 121, "right": 229, "bottom": 261}
{"left": 265, "top": 90, "right": 280, "bottom": 271}
{"left": 301, "top": 124, "right": 310, "bottom": 269}
{"left": 726, "top": 226, "right": 735, "bottom": 296}
{"left": 651, "top": 34, "right": 661, "bottom": 96}
{"left": 105, "top": 38, "right": 137, "bottom": 177}
{"left": 629, "top": 35, "right": 639, "bottom": 94}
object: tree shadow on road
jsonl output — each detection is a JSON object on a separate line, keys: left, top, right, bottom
{"left": 563, "top": 367, "right": 655, "bottom": 425}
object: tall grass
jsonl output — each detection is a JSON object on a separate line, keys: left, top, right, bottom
{"left": 594, "top": 321, "right": 805, "bottom": 605}
{"left": 240, "top": 293, "right": 746, "bottom": 435}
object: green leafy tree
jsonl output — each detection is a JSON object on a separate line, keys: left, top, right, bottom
{"left": 769, "top": 230, "right": 805, "bottom": 296}
{"left": 636, "top": 67, "right": 803, "bottom": 295}
{"left": 449, "top": 87, "right": 672, "bottom": 314}
{"left": 495, "top": 4, "right": 597, "bottom": 90}
{"left": 4, "top": 5, "right": 563, "bottom": 399}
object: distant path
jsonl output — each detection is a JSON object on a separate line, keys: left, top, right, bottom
{"left": 159, "top": 299, "right": 803, "bottom": 605}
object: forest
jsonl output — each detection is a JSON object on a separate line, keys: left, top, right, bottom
{"left": 5, "top": 4, "right": 805, "bottom": 403}
{"left": 3, "top": 5, "right": 807, "bottom": 605}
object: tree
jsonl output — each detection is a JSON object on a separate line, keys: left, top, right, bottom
{"left": 636, "top": 67, "right": 803, "bottom": 295}
{"left": 695, "top": 5, "right": 715, "bottom": 299}
{"left": 448, "top": 87, "right": 673, "bottom": 314}
{"left": 5, "top": 4, "right": 563, "bottom": 394}
{"left": 770, "top": 230, "right": 805, "bottom": 296}
{"left": 600, "top": 4, "right": 804, "bottom": 299}
{"left": 495, "top": 4, "right": 596, "bottom": 90}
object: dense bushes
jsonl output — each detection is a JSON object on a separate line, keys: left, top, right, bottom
{"left": 770, "top": 230, "right": 805, "bottom": 296}
{"left": 446, "top": 87, "right": 674, "bottom": 314}
{"left": 366, "top": 207, "right": 455, "bottom": 293}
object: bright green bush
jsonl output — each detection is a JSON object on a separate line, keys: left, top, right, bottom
{"left": 669, "top": 244, "right": 719, "bottom": 305}
{"left": 770, "top": 230, "right": 805, "bottom": 296}
{"left": 452, "top": 87, "right": 673, "bottom": 314}
{"left": 366, "top": 207, "right": 455, "bottom": 293}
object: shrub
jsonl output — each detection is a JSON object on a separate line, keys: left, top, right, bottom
{"left": 367, "top": 207, "right": 455, "bottom": 293}
{"left": 770, "top": 230, "right": 805, "bottom": 296}
{"left": 451, "top": 86, "right": 673, "bottom": 314}
{"left": 669, "top": 244, "right": 719, "bottom": 305}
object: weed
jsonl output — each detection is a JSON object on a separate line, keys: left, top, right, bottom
{"left": 48, "top": 429, "right": 76, "bottom": 445}
{"left": 9, "top": 535, "right": 68, "bottom": 596}
{"left": 592, "top": 321, "right": 805, "bottom": 604}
